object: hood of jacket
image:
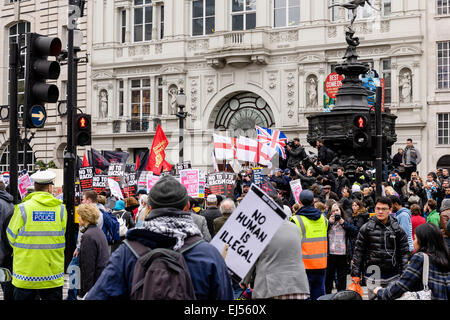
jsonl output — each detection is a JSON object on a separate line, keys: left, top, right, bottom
{"left": 22, "top": 191, "right": 62, "bottom": 207}
{"left": 297, "top": 205, "right": 323, "bottom": 221}
{"left": 0, "top": 190, "right": 13, "bottom": 204}
{"left": 395, "top": 207, "right": 411, "bottom": 219}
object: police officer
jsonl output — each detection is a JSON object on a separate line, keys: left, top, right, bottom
{"left": 7, "top": 170, "right": 67, "bottom": 300}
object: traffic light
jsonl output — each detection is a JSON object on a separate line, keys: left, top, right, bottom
{"left": 24, "top": 33, "right": 62, "bottom": 128}
{"left": 74, "top": 114, "right": 91, "bottom": 146}
{"left": 352, "top": 114, "right": 371, "bottom": 149}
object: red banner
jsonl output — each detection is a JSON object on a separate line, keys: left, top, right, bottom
{"left": 147, "top": 124, "right": 172, "bottom": 175}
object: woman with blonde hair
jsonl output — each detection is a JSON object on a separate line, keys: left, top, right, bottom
{"left": 77, "top": 204, "right": 110, "bottom": 298}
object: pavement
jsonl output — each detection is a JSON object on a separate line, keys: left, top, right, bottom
{"left": 1, "top": 274, "right": 369, "bottom": 300}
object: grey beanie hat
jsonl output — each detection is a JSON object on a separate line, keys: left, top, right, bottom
{"left": 148, "top": 176, "right": 188, "bottom": 210}
{"left": 441, "top": 198, "right": 450, "bottom": 212}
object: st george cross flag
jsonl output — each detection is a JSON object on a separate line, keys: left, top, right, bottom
{"left": 256, "top": 126, "right": 288, "bottom": 159}
{"left": 211, "top": 150, "right": 219, "bottom": 172}
{"left": 236, "top": 136, "right": 272, "bottom": 167}
{"left": 213, "top": 134, "right": 236, "bottom": 160}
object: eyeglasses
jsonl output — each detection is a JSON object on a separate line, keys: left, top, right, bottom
{"left": 375, "top": 207, "right": 390, "bottom": 212}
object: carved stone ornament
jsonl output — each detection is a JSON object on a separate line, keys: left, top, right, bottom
{"left": 399, "top": 68, "right": 412, "bottom": 104}
{"left": 268, "top": 72, "right": 277, "bottom": 89}
{"left": 306, "top": 75, "right": 319, "bottom": 109}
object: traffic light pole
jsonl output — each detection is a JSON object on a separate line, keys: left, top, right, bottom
{"left": 375, "top": 86, "right": 383, "bottom": 199}
{"left": 9, "top": 43, "right": 19, "bottom": 204}
{"left": 64, "top": 19, "right": 77, "bottom": 269}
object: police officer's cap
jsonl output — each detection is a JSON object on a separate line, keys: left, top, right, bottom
{"left": 31, "top": 170, "right": 56, "bottom": 185}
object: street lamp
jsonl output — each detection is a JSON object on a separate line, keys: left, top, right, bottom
{"left": 176, "top": 88, "right": 187, "bottom": 164}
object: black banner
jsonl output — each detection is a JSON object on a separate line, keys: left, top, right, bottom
{"left": 207, "top": 172, "right": 236, "bottom": 198}
{"left": 78, "top": 166, "right": 94, "bottom": 191}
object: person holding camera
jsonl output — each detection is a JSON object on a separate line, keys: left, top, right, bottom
{"left": 387, "top": 172, "right": 405, "bottom": 199}
{"left": 286, "top": 138, "right": 307, "bottom": 174}
{"left": 325, "top": 203, "right": 358, "bottom": 294}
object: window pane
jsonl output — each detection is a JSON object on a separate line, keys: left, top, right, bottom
{"left": 134, "top": 0, "right": 143, "bottom": 5}
{"left": 143, "top": 78, "right": 150, "bottom": 87}
{"left": 383, "top": 0, "right": 391, "bottom": 16}
{"left": 205, "top": 17, "right": 215, "bottom": 34}
{"left": 246, "top": 0, "right": 256, "bottom": 11}
{"left": 193, "top": 18, "right": 204, "bottom": 36}
{"left": 145, "top": 0, "right": 152, "bottom": 4}
{"left": 131, "top": 91, "right": 141, "bottom": 104}
{"left": 145, "top": 6, "right": 152, "bottom": 23}
{"left": 18, "top": 22, "right": 25, "bottom": 34}
{"left": 145, "top": 23, "right": 152, "bottom": 41}
{"left": 9, "top": 24, "right": 17, "bottom": 36}
{"left": 274, "top": 8, "right": 286, "bottom": 27}
{"left": 131, "top": 104, "right": 141, "bottom": 117}
{"left": 206, "top": 0, "right": 215, "bottom": 16}
{"left": 274, "top": 0, "right": 286, "bottom": 9}
{"left": 246, "top": 13, "right": 256, "bottom": 29}
{"left": 288, "top": 7, "right": 300, "bottom": 26}
{"left": 143, "top": 103, "right": 151, "bottom": 116}
{"left": 193, "top": 0, "right": 203, "bottom": 18}
{"left": 122, "top": 11, "right": 126, "bottom": 26}
{"left": 232, "top": 0, "right": 243, "bottom": 12}
{"left": 142, "top": 90, "right": 150, "bottom": 103}
{"left": 135, "top": 8, "right": 143, "bottom": 25}
{"left": 134, "top": 25, "right": 143, "bottom": 41}
{"left": 290, "top": 0, "right": 300, "bottom": 7}
{"left": 131, "top": 80, "right": 141, "bottom": 88}
{"left": 232, "top": 14, "right": 244, "bottom": 30}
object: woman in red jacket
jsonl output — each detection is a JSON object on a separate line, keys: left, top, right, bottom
{"left": 410, "top": 204, "right": 426, "bottom": 240}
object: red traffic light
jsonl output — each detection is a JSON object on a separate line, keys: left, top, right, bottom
{"left": 354, "top": 115, "right": 367, "bottom": 129}
{"left": 78, "top": 116, "right": 88, "bottom": 128}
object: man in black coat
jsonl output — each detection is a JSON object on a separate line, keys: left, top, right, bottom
{"left": 316, "top": 139, "right": 336, "bottom": 165}
{"left": 350, "top": 197, "right": 410, "bottom": 297}
{"left": 286, "top": 138, "right": 307, "bottom": 173}
{"left": 199, "top": 194, "right": 222, "bottom": 237}
{"left": 0, "top": 181, "right": 14, "bottom": 300}
{"left": 335, "top": 167, "right": 351, "bottom": 197}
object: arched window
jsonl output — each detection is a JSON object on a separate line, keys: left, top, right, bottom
{"left": 9, "top": 21, "right": 31, "bottom": 118}
{"left": 0, "top": 142, "right": 36, "bottom": 173}
{"left": 214, "top": 92, "right": 275, "bottom": 139}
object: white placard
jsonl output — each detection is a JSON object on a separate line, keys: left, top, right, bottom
{"left": 210, "top": 184, "right": 287, "bottom": 280}
{"left": 290, "top": 179, "right": 303, "bottom": 203}
{"left": 108, "top": 178, "right": 123, "bottom": 200}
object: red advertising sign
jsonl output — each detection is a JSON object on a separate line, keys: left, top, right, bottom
{"left": 325, "top": 72, "right": 344, "bottom": 99}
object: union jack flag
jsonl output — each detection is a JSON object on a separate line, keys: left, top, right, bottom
{"left": 256, "top": 126, "right": 288, "bottom": 159}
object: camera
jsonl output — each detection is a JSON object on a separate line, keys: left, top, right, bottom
{"left": 334, "top": 214, "right": 341, "bottom": 221}
{"left": 287, "top": 141, "right": 295, "bottom": 148}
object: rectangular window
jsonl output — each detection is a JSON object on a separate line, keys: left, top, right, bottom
{"left": 231, "top": 0, "right": 256, "bottom": 31}
{"left": 130, "top": 79, "right": 151, "bottom": 120}
{"left": 157, "top": 77, "right": 163, "bottom": 115}
{"left": 192, "top": 0, "right": 215, "bottom": 36}
{"left": 329, "top": 0, "right": 339, "bottom": 22}
{"left": 134, "top": 0, "right": 152, "bottom": 42}
{"left": 121, "top": 10, "right": 127, "bottom": 43}
{"left": 274, "top": 0, "right": 300, "bottom": 28}
{"left": 382, "top": 59, "right": 391, "bottom": 104}
{"left": 160, "top": 5, "right": 164, "bottom": 39}
{"left": 119, "top": 80, "right": 124, "bottom": 117}
{"left": 438, "top": 41, "right": 450, "bottom": 89}
{"left": 438, "top": 113, "right": 450, "bottom": 145}
{"left": 438, "top": 0, "right": 450, "bottom": 15}
{"left": 383, "top": 0, "right": 391, "bottom": 16}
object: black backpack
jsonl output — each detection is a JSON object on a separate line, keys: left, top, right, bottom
{"left": 124, "top": 236, "right": 204, "bottom": 300}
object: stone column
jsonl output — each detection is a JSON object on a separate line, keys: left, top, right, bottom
{"left": 152, "top": 3, "right": 158, "bottom": 40}
{"left": 256, "top": 0, "right": 270, "bottom": 29}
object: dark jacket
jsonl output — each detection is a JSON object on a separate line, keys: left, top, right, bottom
{"left": 362, "top": 195, "right": 375, "bottom": 213}
{"left": 318, "top": 145, "right": 335, "bottom": 165}
{"left": 335, "top": 175, "right": 351, "bottom": 197}
{"left": 199, "top": 206, "right": 222, "bottom": 237}
{"left": 351, "top": 216, "right": 411, "bottom": 278}
{"left": 0, "top": 190, "right": 14, "bottom": 269}
{"left": 79, "top": 224, "right": 110, "bottom": 297}
{"left": 84, "top": 207, "right": 234, "bottom": 300}
{"left": 286, "top": 144, "right": 307, "bottom": 169}
{"left": 294, "top": 205, "right": 323, "bottom": 221}
{"left": 391, "top": 152, "right": 403, "bottom": 168}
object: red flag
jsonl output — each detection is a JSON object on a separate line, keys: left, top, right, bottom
{"left": 147, "top": 124, "right": 172, "bottom": 175}
{"left": 82, "top": 153, "right": 90, "bottom": 167}
{"left": 135, "top": 154, "right": 140, "bottom": 172}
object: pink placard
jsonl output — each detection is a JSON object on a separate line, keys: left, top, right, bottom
{"left": 18, "top": 174, "right": 33, "bottom": 199}
{"left": 180, "top": 169, "right": 199, "bottom": 198}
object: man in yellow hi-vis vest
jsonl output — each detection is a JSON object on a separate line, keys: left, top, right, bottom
{"left": 7, "top": 170, "right": 67, "bottom": 300}
{"left": 290, "top": 189, "right": 328, "bottom": 300}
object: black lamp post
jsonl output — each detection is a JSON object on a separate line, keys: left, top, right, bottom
{"left": 176, "top": 88, "right": 187, "bottom": 164}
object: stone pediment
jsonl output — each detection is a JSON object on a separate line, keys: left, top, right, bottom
{"left": 390, "top": 46, "right": 422, "bottom": 57}
{"left": 159, "top": 65, "right": 186, "bottom": 75}
{"left": 298, "top": 53, "right": 326, "bottom": 64}
{"left": 92, "top": 71, "right": 114, "bottom": 80}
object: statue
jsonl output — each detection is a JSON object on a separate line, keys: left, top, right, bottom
{"left": 399, "top": 70, "right": 412, "bottom": 103}
{"left": 169, "top": 87, "right": 178, "bottom": 114}
{"left": 306, "top": 76, "right": 318, "bottom": 108}
{"left": 99, "top": 90, "right": 108, "bottom": 118}
{"left": 329, "top": 0, "right": 379, "bottom": 29}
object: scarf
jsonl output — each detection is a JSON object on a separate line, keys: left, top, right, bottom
{"left": 141, "top": 215, "right": 201, "bottom": 250}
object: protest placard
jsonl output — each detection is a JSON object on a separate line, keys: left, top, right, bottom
{"left": 146, "top": 172, "right": 160, "bottom": 192}
{"left": 123, "top": 172, "right": 137, "bottom": 197}
{"left": 78, "top": 166, "right": 94, "bottom": 191}
{"left": 210, "top": 184, "right": 287, "bottom": 280}
{"left": 252, "top": 167, "right": 263, "bottom": 186}
{"left": 18, "top": 173, "right": 33, "bottom": 199}
{"left": 180, "top": 169, "right": 199, "bottom": 198}
{"left": 207, "top": 172, "right": 235, "bottom": 198}
{"left": 290, "top": 179, "right": 303, "bottom": 203}
{"left": 108, "top": 178, "right": 123, "bottom": 200}
{"left": 107, "top": 163, "right": 125, "bottom": 185}
{"left": 92, "top": 174, "right": 108, "bottom": 194}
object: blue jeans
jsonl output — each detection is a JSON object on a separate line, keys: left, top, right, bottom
{"left": 232, "top": 281, "right": 244, "bottom": 300}
{"left": 66, "top": 255, "right": 79, "bottom": 300}
{"left": 306, "top": 270, "right": 326, "bottom": 300}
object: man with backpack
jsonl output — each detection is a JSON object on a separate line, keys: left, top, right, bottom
{"left": 85, "top": 176, "right": 234, "bottom": 300}
{"left": 66, "top": 190, "right": 119, "bottom": 300}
